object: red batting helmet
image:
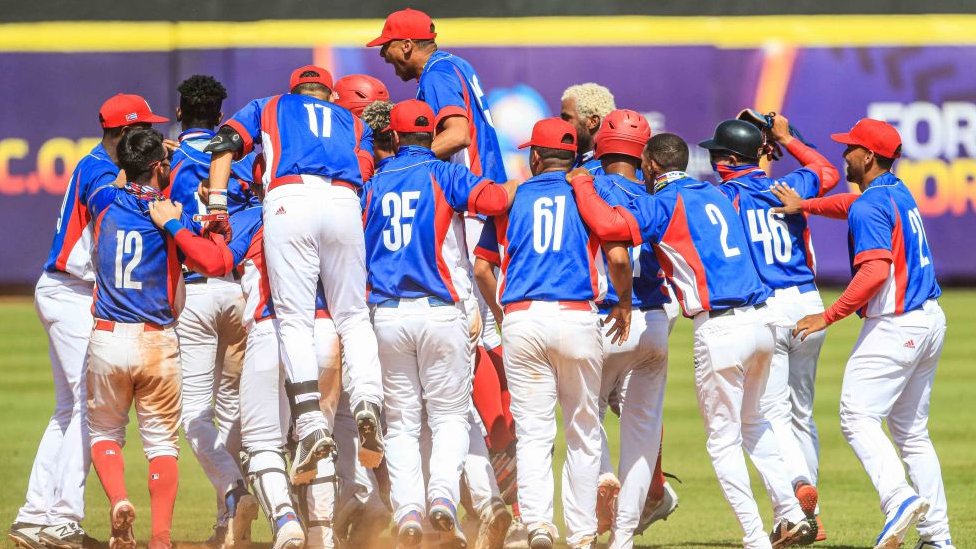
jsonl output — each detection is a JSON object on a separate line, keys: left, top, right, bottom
{"left": 334, "top": 74, "right": 391, "bottom": 116}
{"left": 594, "top": 109, "right": 652, "bottom": 160}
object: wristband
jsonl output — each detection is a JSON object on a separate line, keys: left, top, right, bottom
{"left": 208, "top": 189, "right": 228, "bottom": 210}
{"left": 163, "top": 219, "right": 185, "bottom": 238}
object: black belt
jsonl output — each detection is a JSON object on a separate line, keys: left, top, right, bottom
{"left": 708, "top": 302, "right": 766, "bottom": 319}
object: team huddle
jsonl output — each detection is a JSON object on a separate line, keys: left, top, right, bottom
{"left": 9, "top": 7, "right": 955, "bottom": 549}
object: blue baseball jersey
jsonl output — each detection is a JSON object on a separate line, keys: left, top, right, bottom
{"left": 718, "top": 167, "right": 823, "bottom": 290}
{"left": 624, "top": 173, "right": 771, "bottom": 316}
{"left": 476, "top": 171, "right": 605, "bottom": 305}
{"left": 223, "top": 94, "right": 372, "bottom": 188}
{"left": 575, "top": 152, "right": 604, "bottom": 175}
{"left": 417, "top": 50, "right": 507, "bottom": 183}
{"left": 847, "top": 172, "right": 940, "bottom": 317}
{"left": 363, "top": 146, "right": 490, "bottom": 303}
{"left": 592, "top": 174, "right": 669, "bottom": 310}
{"left": 89, "top": 186, "right": 198, "bottom": 325}
{"left": 168, "top": 128, "right": 259, "bottom": 283}
{"left": 43, "top": 143, "right": 119, "bottom": 282}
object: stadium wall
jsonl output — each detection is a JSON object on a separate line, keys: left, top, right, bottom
{"left": 1, "top": 16, "right": 975, "bottom": 286}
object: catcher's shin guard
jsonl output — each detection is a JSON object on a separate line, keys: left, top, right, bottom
{"left": 244, "top": 449, "right": 298, "bottom": 529}
{"left": 298, "top": 455, "right": 339, "bottom": 549}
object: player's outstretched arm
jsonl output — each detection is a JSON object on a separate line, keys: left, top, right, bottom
{"left": 770, "top": 114, "right": 841, "bottom": 196}
{"left": 794, "top": 255, "right": 891, "bottom": 340}
{"left": 603, "top": 242, "right": 633, "bottom": 346}
{"left": 567, "top": 170, "right": 641, "bottom": 244}
{"left": 474, "top": 257, "right": 504, "bottom": 328}
{"left": 149, "top": 199, "right": 235, "bottom": 278}
{"left": 771, "top": 182, "right": 856, "bottom": 219}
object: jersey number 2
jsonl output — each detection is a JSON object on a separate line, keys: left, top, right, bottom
{"left": 705, "top": 204, "right": 741, "bottom": 258}
{"left": 304, "top": 104, "right": 333, "bottom": 138}
{"left": 114, "top": 230, "right": 143, "bottom": 290}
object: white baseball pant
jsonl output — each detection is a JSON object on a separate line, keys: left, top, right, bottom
{"left": 373, "top": 298, "right": 472, "bottom": 521}
{"left": 176, "top": 278, "right": 248, "bottom": 523}
{"left": 692, "top": 306, "right": 805, "bottom": 549}
{"left": 599, "top": 308, "right": 671, "bottom": 549}
{"left": 761, "top": 285, "right": 826, "bottom": 488}
{"left": 333, "top": 388, "right": 388, "bottom": 537}
{"left": 464, "top": 216, "right": 501, "bottom": 349}
{"left": 86, "top": 323, "right": 183, "bottom": 459}
{"left": 839, "top": 300, "right": 951, "bottom": 541}
{"left": 16, "top": 272, "right": 93, "bottom": 525}
{"left": 262, "top": 178, "right": 383, "bottom": 436}
{"left": 503, "top": 302, "right": 603, "bottom": 547}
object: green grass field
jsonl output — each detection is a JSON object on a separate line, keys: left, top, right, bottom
{"left": 2, "top": 291, "right": 974, "bottom": 549}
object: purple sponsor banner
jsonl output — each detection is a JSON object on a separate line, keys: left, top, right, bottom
{"left": 1, "top": 45, "right": 974, "bottom": 285}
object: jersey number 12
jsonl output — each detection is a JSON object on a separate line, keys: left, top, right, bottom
{"left": 114, "top": 230, "right": 143, "bottom": 290}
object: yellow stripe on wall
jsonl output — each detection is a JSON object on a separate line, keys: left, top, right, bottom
{"left": 1, "top": 15, "right": 976, "bottom": 52}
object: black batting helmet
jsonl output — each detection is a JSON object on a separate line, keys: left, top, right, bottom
{"left": 699, "top": 119, "right": 763, "bottom": 160}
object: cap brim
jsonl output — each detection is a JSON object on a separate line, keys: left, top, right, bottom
{"left": 830, "top": 132, "right": 857, "bottom": 145}
{"left": 517, "top": 141, "right": 532, "bottom": 149}
{"left": 366, "top": 35, "right": 393, "bottom": 47}
{"left": 143, "top": 114, "right": 170, "bottom": 124}
{"left": 697, "top": 138, "right": 724, "bottom": 150}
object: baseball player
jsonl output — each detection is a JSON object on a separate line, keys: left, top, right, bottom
{"left": 334, "top": 74, "right": 392, "bottom": 117}
{"left": 165, "top": 74, "right": 259, "bottom": 548}
{"left": 560, "top": 83, "right": 616, "bottom": 173}
{"left": 772, "top": 118, "right": 953, "bottom": 549}
{"left": 366, "top": 11, "right": 516, "bottom": 545}
{"left": 701, "top": 113, "right": 840, "bottom": 539}
{"left": 85, "top": 127, "right": 229, "bottom": 549}
{"left": 206, "top": 65, "right": 383, "bottom": 483}
{"left": 9, "top": 94, "right": 168, "bottom": 549}
{"left": 362, "top": 99, "right": 518, "bottom": 548}
{"left": 473, "top": 118, "right": 634, "bottom": 549}
{"left": 581, "top": 110, "right": 674, "bottom": 549}
{"left": 569, "top": 132, "right": 814, "bottom": 548}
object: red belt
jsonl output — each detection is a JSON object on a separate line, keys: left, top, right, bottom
{"left": 267, "top": 174, "right": 358, "bottom": 193}
{"left": 503, "top": 300, "right": 593, "bottom": 314}
{"left": 94, "top": 319, "right": 164, "bottom": 332}
{"left": 256, "top": 309, "right": 332, "bottom": 323}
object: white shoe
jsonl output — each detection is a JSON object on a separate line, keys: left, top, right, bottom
{"left": 874, "top": 495, "right": 929, "bottom": 549}
{"left": 273, "top": 514, "right": 305, "bottom": 549}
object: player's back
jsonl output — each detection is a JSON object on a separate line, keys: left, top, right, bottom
{"left": 850, "top": 172, "right": 941, "bottom": 317}
{"left": 631, "top": 175, "right": 770, "bottom": 316}
{"left": 722, "top": 167, "right": 820, "bottom": 290}
{"left": 90, "top": 188, "right": 188, "bottom": 325}
{"left": 43, "top": 143, "right": 119, "bottom": 281}
{"left": 593, "top": 174, "right": 668, "bottom": 310}
{"left": 169, "top": 129, "right": 257, "bottom": 219}
{"left": 226, "top": 93, "right": 371, "bottom": 188}
{"left": 494, "top": 171, "right": 605, "bottom": 304}
{"left": 417, "top": 51, "right": 506, "bottom": 183}
{"left": 363, "top": 145, "right": 481, "bottom": 303}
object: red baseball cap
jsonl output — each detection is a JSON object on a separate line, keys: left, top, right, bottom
{"left": 518, "top": 118, "right": 578, "bottom": 152}
{"left": 366, "top": 8, "right": 437, "bottom": 48}
{"left": 99, "top": 93, "right": 169, "bottom": 129}
{"left": 290, "top": 65, "right": 334, "bottom": 91}
{"left": 831, "top": 118, "right": 902, "bottom": 158}
{"left": 386, "top": 99, "right": 436, "bottom": 133}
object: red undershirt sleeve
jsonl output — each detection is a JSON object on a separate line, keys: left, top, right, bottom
{"left": 172, "top": 229, "right": 235, "bottom": 278}
{"left": 823, "top": 254, "right": 892, "bottom": 325}
{"left": 800, "top": 193, "right": 858, "bottom": 219}
{"left": 468, "top": 181, "right": 510, "bottom": 215}
{"left": 785, "top": 139, "right": 841, "bottom": 196}
{"left": 569, "top": 174, "right": 642, "bottom": 244}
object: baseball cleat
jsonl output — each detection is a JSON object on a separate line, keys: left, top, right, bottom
{"left": 814, "top": 515, "right": 826, "bottom": 542}
{"left": 874, "top": 495, "right": 930, "bottom": 549}
{"left": 206, "top": 524, "right": 228, "bottom": 548}
{"left": 430, "top": 498, "right": 467, "bottom": 549}
{"left": 37, "top": 521, "right": 93, "bottom": 549}
{"left": 224, "top": 482, "right": 259, "bottom": 549}
{"left": 8, "top": 522, "right": 48, "bottom": 549}
{"left": 596, "top": 473, "right": 621, "bottom": 535}
{"left": 108, "top": 499, "right": 136, "bottom": 549}
{"left": 397, "top": 510, "right": 424, "bottom": 548}
{"left": 272, "top": 513, "right": 305, "bottom": 549}
{"left": 914, "top": 540, "right": 955, "bottom": 549}
{"left": 355, "top": 402, "right": 385, "bottom": 468}
{"left": 526, "top": 528, "right": 553, "bottom": 549}
{"left": 476, "top": 498, "right": 512, "bottom": 549}
{"left": 290, "top": 428, "right": 335, "bottom": 485}
{"left": 503, "top": 516, "right": 528, "bottom": 549}
{"left": 635, "top": 481, "right": 679, "bottom": 535}
{"left": 769, "top": 518, "right": 814, "bottom": 547}
{"left": 794, "top": 482, "right": 819, "bottom": 519}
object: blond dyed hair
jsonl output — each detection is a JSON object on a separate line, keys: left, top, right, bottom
{"left": 561, "top": 83, "right": 616, "bottom": 120}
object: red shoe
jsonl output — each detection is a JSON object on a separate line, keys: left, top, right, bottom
{"left": 815, "top": 515, "right": 826, "bottom": 542}
{"left": 596, "top": 473, "right": 621, "bottom": 535}
{"left": 794, "top": 482, "right": 819, "bottom": 519}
